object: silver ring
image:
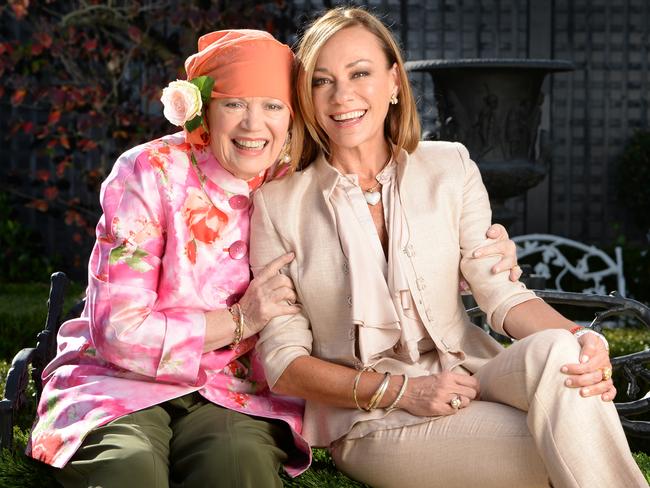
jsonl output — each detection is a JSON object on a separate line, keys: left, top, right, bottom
{"left": 450, "top": 395, "right": 462, "bottom": 409}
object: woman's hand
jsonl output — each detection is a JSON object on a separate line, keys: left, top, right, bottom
{"left": 203, "top": 252, "right": 299, "bottom": 353}
{"left": 561, "top": 331, "right": 616, "bottom": 401}
{"left": 238, "top": 252, "right": 301, "bottom": 335}
{"left": 472, "top": 223, "right": 522, "bottom": 282}
{"left": 399, "top": 371, "right": 480, "bottom": 416}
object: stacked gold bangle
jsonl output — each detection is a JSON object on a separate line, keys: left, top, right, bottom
{"left": 386, "top": 374, "right": 409, "bottom": 413}
{"left": 353, "top": 366, "right": 375, "bottom": 411}
{"left": 353, "top": 368, "right": 409, "bottom": 413}
{"left": 367, "top": 372, "right": 391, "bottom": 411}
{"left": 228, "top": 303, "right": 245, "bottom": 349}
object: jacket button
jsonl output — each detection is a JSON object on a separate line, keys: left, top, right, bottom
{"left": 229, "top": 194, "right": 250, "bottom": 210}
{"left": 348, "top": 328, "right": 355, "bottom": 340}
{"left": 343, "top": 262, "right": 349, "bottom": 273}
{"left": 347, "top": 296, "right": 353, "bottom": 306}
{"left": 228, "top": 240, "right": 248, "bottom": 260}
{"left": 403, "top": 244, "right": 415, "bottom": 257}
{"left": 416, "top": 278, "right": 426, "bottom": 290}
{"left": 426, "top": 308, "right": 434, "bottom": 321}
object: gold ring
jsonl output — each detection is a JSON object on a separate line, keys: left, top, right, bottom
{"left": 450, "top": 395, "right": 462, "bottom": 409}
{"left": 601, "top": 367, "right": 613, "bottom": 382}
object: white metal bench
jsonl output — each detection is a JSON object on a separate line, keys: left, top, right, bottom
{"left": 513, "top": 233, "right": 626, "bottom": 297}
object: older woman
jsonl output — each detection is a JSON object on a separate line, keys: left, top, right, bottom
{"left": 27, "top": 30, "right": 309, "bottom": 488}
{"left": 250, "top": 8, "right": 646, "bottom": 488}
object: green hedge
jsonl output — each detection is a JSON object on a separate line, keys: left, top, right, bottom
{"left": 603, "top": 327, "right": 650, "bottom": 357}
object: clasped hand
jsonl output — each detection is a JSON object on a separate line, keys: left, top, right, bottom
{"left": 238, "top": 252, "right": 301, "bottom": 335}
{"left": 561, "top": 331, "right": 616, "bottom": 401}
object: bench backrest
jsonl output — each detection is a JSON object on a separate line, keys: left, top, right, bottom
{"left": 513, "top": 233, "right": 626, "bottom": 297}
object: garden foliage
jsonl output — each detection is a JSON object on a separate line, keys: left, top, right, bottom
{"left": 1, "top": 0, "right": 294, "bottom": 274}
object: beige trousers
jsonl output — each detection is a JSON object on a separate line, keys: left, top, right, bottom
{"left": 330, "top": 329, "right": 647, "bottom": 488}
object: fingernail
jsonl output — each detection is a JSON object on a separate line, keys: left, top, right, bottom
{"left": 561, "top": 366, "right": 568, "bottom": 373}
{"left": 474, "top": 250, "right": 482, "bottom": 257}
{"left": 493, "top": 267, "right": 500, "bottom": 273}
{"left": 580, "top": 355, "right": 589, "bottom": 363}
{"left": 582, "top": 387, "right": 590, "bottom": 396}
{"left": 565, "top": 379, "right": 572, "bottom": 386}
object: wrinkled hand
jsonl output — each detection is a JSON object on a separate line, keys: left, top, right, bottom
{"left": 472, "top": 223, "right": 521, "bottom": 282}
{"left": 238, "top": 252, "right": 301, "bottom": 335}
{"left": 400, "top": 371, "right": 480, "bottom": 417}
{"left": 561, "top": 331, "right": 615, "bottom": 401}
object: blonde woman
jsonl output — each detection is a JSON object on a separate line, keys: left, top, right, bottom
{"left": 250, "top": 7, "right": 646, "bottom": 488}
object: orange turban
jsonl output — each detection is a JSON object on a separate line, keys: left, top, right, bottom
{"left": 185, "top": 29, "right": 294, "bottom": 116}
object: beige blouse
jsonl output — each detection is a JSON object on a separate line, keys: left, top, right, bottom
{"left": 330, "top": 159, "right": 468, "bottom": 440}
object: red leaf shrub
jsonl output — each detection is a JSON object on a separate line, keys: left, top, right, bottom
{"left": 1, "top": 1, "right": 294, "bottom": 276}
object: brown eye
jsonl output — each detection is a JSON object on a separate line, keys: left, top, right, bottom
{"left": 224, "top": 100, "right": 245, "bottom": 109}
{"left": 312, "top": 78, "right": 331, "bottom": 87}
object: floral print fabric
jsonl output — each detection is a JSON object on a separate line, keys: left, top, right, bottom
{"left": 27, "top": 132, "right": 309, "bottom": 475}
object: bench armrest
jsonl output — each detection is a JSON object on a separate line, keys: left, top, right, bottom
{"left": 1, "top": 347, "right": 37, "bottom": 450}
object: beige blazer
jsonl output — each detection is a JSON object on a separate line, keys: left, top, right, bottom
{"left": 249, "top": 141, "right": 537, "bottom": 447}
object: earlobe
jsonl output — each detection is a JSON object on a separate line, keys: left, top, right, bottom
{"left": 390, "top": 62, "right": 400, "bottom": 95}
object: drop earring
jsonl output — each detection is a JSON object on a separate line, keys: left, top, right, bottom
{"left": 279, "top": 133, "right": 292, "bottom": 164}
{"left": 390, "top": 93, "right": 399, "bottom": 105}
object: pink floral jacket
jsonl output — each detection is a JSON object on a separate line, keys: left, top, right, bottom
{"left": 27, "top": 133, "right": 310, "bottom": 476}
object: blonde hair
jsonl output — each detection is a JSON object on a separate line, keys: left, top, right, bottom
{"left": 296, "top": 7, "right": 421, "bottom": 166}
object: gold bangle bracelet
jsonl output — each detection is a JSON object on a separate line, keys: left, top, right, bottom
{"left": 228, "top": 303, "right": 245, "bottom": 349}
{"left": 352, "top": 366, "right": 375, "bottom": 411}
{"left": 386, "top": 374, "right": 409, "bottom": 413}
{"left": 367, "top": 372, "right": 391, "bottom": 411}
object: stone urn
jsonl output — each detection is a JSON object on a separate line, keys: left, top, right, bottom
{"left": 405, "top": 58, "right": 573, "bottom": 226}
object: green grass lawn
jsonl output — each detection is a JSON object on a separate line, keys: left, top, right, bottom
{"left": 0, "top": 281, "right": 85, "bottom": 361}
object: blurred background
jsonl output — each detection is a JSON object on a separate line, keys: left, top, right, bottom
{"left": 1, "top": 0, "right": 649, "bottom": 303}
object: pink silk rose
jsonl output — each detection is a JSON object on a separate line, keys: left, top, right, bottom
{"left": 161, "top": 80, "right": 203, "bottom": 127}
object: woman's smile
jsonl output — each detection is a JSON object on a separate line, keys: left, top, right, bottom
{"left": 232, "top": 137, "right": 268, "bottom": 155}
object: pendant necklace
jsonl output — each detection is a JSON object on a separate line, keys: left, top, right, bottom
{"left": 361, "top": 154, "right": 392, "bottom": 206}
{"left": 363, "top": 181, "right": 382, "bottom": 205}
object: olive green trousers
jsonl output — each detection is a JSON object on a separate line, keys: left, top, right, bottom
{"left": 54, "top": 393, "right": 293, "bottom": 488}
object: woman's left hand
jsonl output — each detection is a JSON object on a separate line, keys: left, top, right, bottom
{"left": 471, "top": 223, "right": 522, "bottom": 282}
{"left": 561, "top": 331, "right": 616, "bottom": 401}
